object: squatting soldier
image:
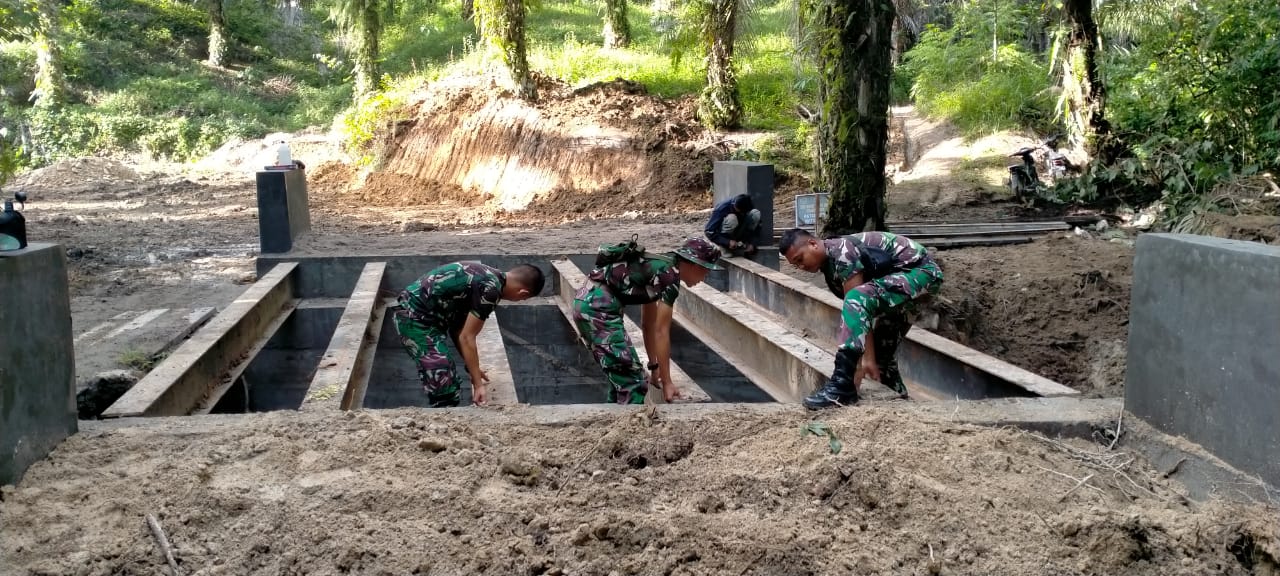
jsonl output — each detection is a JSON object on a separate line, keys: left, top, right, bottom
{"left": 779, "top": 228, "right": 943, "bottom": 409}
{"left": 572, "top": 238, "right": 724, "bottom": 404}
{"left": 393, "top": 261, "right": 546, "bottom": 407}
{"left": 705, "top": 193, "right": 762, "bottom": 256}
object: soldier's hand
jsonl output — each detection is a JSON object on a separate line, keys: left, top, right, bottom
{"left": 662, "top": 378, "right": 679, "bottom": 403}
{"left": 861, "top": 357, "right": 881, "bottom": 383}
{"left": 472, "top": 383, "right": 488, "bottom": 406}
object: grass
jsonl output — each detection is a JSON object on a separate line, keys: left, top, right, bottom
{"left": 382, "top": 0, "right": 813, "bottom": 130}
{"left": 5, "top": 0, "right": 812, "bottom": 167}
{"left": 117, "top": 348, "right": 158, "bottom": 372}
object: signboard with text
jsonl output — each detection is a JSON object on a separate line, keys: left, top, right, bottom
{"left": 794, "top": 192, "right": 830, "bottom": 228}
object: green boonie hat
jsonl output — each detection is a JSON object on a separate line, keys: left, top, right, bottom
{"left": 674, "top": 237, "right": 724, "bottom": 271}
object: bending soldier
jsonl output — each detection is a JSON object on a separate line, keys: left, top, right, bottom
{"left": 393, "top": 261, "right": 546, "bottom": 407}
{"left": 779, "top": 229, "right": 943, "bottom": 409}
{"left": 573, "top": 238, "right": 724, "bottom": 404}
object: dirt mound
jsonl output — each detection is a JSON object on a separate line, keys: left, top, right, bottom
{"left": 3, "top": 407, "right": 1275, "bottom": 575}
{"left": 932, "top": 233, "right": 1134, "bottom": 395}
{"left": 193, "top": 130, "right": 347, "bottom": 175}
{"left": 10, "top": 158, "right": 141, "bottom": 190}
{"left": 352, "top": 74, "right": 722, "bottom": 220}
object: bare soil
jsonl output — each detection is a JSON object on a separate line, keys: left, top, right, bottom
{"left": 3, "top": 407, "right": 1277, "bottom": 576}
{"left": 930, "top": 233, "right": 1134, "bottom": 397}
{"left": 7, "top": 70, "right": 1280, "bottom": 576}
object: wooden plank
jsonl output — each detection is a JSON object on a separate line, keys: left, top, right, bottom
{"left": 102, "top": 263, "right": 299, "bottom": 418}
{"left": 344, "top": 299, "right": 391, "bottom": 410}
{"left": 476, "top": 315, "right": 519, "bottom": 406}
{"left": 551, "top": 260, "right": 711, "bottom": 403}
{"left": 722, "top": 258, "right": 1079, "bottom": 398}
{"left": 301, "top": 262, "right": 386, "bottom": 411}
{"left": 191, "top": 300, "right": 298, "bottom": 414}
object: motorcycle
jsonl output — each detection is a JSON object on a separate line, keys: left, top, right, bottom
{"left": 1007, "top": 135, "right": 1074, "bottom": 204}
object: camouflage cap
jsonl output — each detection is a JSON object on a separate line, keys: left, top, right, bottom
{"left": 673, "top": 237, "right": 724, "bottom": 271}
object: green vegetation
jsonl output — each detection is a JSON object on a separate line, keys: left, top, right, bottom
{"left": 897, "top": 0, "right": 1054, "bottom": 137}
{"left": 1054, "top": 0, "right": 1280, "bottom": 225}
{"left": 0, "top": 0, "right": 815, "bottom": 171}
{"left": 1, "top": 0, "right": 1274, "bottom": 235}
{"left": 117, "top": 348, "right": 158, "bottom": 372}
{"left": 897, "top": 0, "right": 1279, "bottom": 229}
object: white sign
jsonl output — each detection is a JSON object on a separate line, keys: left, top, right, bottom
{"left": 794, "top": 193, "right": 830, "bottom": 227}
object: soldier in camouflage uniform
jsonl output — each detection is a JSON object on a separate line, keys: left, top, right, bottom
{"left": 779, "top": 228, "right": 943, "bottom": 408}
{"left": 393, "top": 261, "right": 546, "bottom": 407}
{"left": 572, "top": 238, "right": 724, "bottom": 404}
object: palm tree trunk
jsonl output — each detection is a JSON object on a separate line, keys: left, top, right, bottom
{"left": 32, "top": 0, "right": 67, "bottom": 108}
{"left": 1062, "top": 0, "right": 1113, "bottom": 161}
{"left": 354, "top": 6, "right": 381, "bottom": 97}
{"left": 462, "top": 0, "right": 475, "bottom": 19}
{"left": 811, "top": 0, "right": 894, "bottom": 235}
{"left": 503, "top": 0, "right": 536, "bottom": 99}
{"left": 698, "top": 0, "right": 742, "bottom": 128}
{"left": 602, "top": 0, "right": 631, "bottom": 48}
{"left": 207, "top": 0, "right": 228, "bottom": 67}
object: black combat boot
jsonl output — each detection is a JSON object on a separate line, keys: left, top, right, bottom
{"left": 803, "top": 348, "right": 862, "bottom": 410}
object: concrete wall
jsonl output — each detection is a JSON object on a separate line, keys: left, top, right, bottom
{"left": 258, "top": 252, "right": 780, "bottom": 300}
{"left": 1, "top": 243, "right": 77, "bottom": 485}
{"left": 256, "top": 168, "right": 311, "bottom": 254}
{"left": 235, "top": 306, "right": 342, "bottom": 412}
{"left": 1126, "top": 233, "right": 1280, "bottom": 488}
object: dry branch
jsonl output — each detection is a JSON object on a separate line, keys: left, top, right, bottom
{"left": 145, "top": 513, "right": 181, "bottom": 576}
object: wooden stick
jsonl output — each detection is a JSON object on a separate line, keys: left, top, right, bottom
{"left": 146, "top": 513, "right": 181, "bottom": 576}
{"left": 1107, "top": 405, "right": 1125, "bottom": 451}
{"left": 1058, "top": 473, "right": 1096, "bottom": 502}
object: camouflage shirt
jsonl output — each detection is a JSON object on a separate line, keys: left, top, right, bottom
{"left": 589, "top": 254, "right": 682, "bottom": 306}
{"left": 821, "top": 232, "right": 928, "bottom": 298}
{"left": 400, "top": 261, "right": 506, "bottom": 330}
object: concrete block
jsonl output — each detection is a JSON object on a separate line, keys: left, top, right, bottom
{"left": 1, "top": 243, "right": 77, "bottom": 485}
{"left": 713, "top": 161, "right": 774, "bottom": 247}
{"left": 1125, "top": 233, "right": 1280, "bottom": 488}
{"left": 256, "top": 168, "right": 311, "bottom": 253}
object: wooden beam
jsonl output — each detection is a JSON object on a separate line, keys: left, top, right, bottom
{"left": 550, "top": 260, "right": 711, "bottom": 403}
{"left": 301, "top": 262, "right": 386, "bottom": 411}
{"left": 476, "top": 315, "right": 519, "bottom": 405}
{"left": 102, "top": 263, "right": 299, "bottom": 418}
{"left": 722, "top": 257, "right": 1078, "bottom": 398}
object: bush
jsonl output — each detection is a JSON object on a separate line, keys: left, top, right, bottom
{"left": 1056, "top": 0, "right": 1280, "bottom": 224}
{"left": 899, "top": 0, "right": 1057, "bottom": 135}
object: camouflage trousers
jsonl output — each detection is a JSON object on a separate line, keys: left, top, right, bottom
{"left": 838, "top": 258, "right": 944, "bottom": 396}
{"left": 392, "top": 308, "right": 461, "bottom": 407}
{"left": 571, "top": 282, "right": 647, "bottom": 405}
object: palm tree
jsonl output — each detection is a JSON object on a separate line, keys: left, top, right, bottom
{"left": 665, "top": 0, "right": 747, "bottom": 128}
{"left": 31, "top": 0, "right": 67, "bottom": 108}
{"left": 603, "top": 0, "right": 631, "bottom": 48}
{"left": 804, "top": 0, "right": 894, "bottom": 234}
{"left": 207, "top": 0, "right": 228, "bottom": 67}
{"left": 330, "top": 0, "right": 397, "bottom": 98}
{"left": 474, "top": 0, "right": 536, "bottom": 100}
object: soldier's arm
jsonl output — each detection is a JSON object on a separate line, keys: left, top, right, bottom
{"left": 641, "top": 302, "right": 660, "bottom": 368}
{"left": 651, "top": 302, "right": 676, "bottom": 400}
{"left": 457, "top": 314, "right": 490, "bottom": 403}
{"left": 841, "top": 271, "right": 866, "bottom": 296}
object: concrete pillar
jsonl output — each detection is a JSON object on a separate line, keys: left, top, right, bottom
{"left": 256, "top": 167, "right": 311, "bottom": 253}
{"left": 1, "top": 243, "right": 77, "bottom": 485}
{"left": 1125, "top": 233, "right": 1280, "bottom": 487}
{"left": 712, "top": 161, "right": 774, "bottom": 247}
